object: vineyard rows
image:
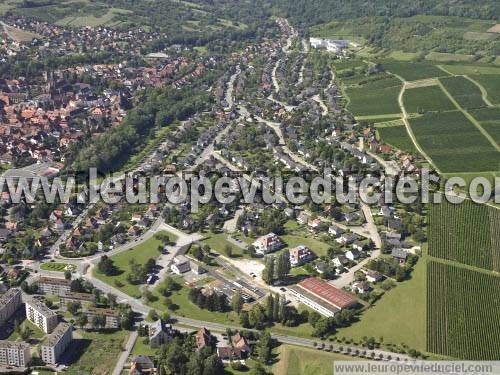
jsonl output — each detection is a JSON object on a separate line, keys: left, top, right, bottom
{"left": 429, "top": 200, "right": 500, "bottom": 272}
{"left": 427, "top": 261, "right": 500, "bottom": 359}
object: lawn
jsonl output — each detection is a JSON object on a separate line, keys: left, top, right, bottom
{"left": 439, "top": 76, "right": 486, "bottom": 109}
{"left": 377, "top": 125, "right": 417, "bottom": 154}
{"left": 336, "top": 258, "right": 426, "bottom": 352}
{"left": 7, "top": 319, "right": 45, "bottom": 341}
{"left": 403, "top": 85, "right": 456, "bottom": 113}
{"left": 480, "top": 122, "right": 500, "bottom": 145}
{"left": 408, "top": 111, "right": 500, "bottom": 172}
{"left": 147, "top": 281, "right": 241, "bottom": 325}
{"left": 66, "top": 329, "right": 129, "bottom": 375}
{"left": 131, "top": 335, "right": 159, "bottom": 357}
{"left": 281, "top": 233, "right": 331, "bottom": 257}
{"left": 272, "top": 344, "right": 357, "bottom": 375}
{"left": 93, "top": 231, "right": 177, "bottom": 298}
{"left": 40, "top": 262, "right": 75, "bottom": 272}
{"left": 380, "top": 60, "right": 449, "bottom": 81}
{"left": 201, "top": 232, "right": 246, "bottom": 257}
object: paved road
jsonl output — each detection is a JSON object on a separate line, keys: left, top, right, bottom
{"left": 112, "top": 330, "right": 138, "bottom": 375}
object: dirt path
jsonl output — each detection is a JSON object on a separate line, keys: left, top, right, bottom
{"left": 393, "top": 73, "right": 442, "bottom": 173}
{"left": 437, "top": 80, "right": 500, "bottom": 151}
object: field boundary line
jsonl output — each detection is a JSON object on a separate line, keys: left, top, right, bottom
{"left": 427, "top": 256, "right": 500, "bottom": 277}
{"left": 391, "top": 72, "right": 442, "bottom": 174}
{"left": 462, "top": 75, "right": 494, "bottom": 107}
{"left": 437, "top": 80, "right": 500, "bottom": 152}
{"left": 437, "top": 65, "right": 494, "bottom": 107}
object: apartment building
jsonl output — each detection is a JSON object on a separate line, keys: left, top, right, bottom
{"left": 0, "top": 341, "right": 31, "bottom": 367}
{"left": 38, "top": 277, "right": 72, "bottom": 296}
{"left": 0, "top": 288, "right": 22, "bottom": 327}
{"left": 84, "top": 307, "right": 121, "bottom": 329}
{"left": 41, "top": 322, "right": 73, "bottom": 365}
{"left": 59, "top": 292, "right": 96, "bottom": 310}
{"left": 25, "top": 299, "right": 58, "bottom": 334}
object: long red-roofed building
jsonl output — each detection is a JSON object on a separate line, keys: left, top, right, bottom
{"left": 290, "top": 277, "right": 358, "bottom": 317}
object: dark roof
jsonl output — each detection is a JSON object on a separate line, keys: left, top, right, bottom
{"left": 391, "top": 248, "right": 408, "bottom": 259}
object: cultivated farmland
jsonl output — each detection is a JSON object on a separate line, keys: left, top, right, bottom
{"left": 377, "top": 125, "right": 417, "bottom": 154}
{"left": 428, "top": 200, "right": 500, "bottom": 272}
{"left": 468, "top": 74, "right": 500, "bottom": 104}
{"left": 346, "top": 74, "right": 402, "bottom": 117}
{"left": 408, "top": 111, "right": 500, "bottom": 172}
{"left": 403, "top": 85, "right": 455, "bottom": 114}
{"left": 439, "top": 76, "right": 486, "bottom": 109}
{"left": 380, "top": 60, "right": 449, "bottom": 81}
{"left": 427, "top": 261, "right": 500, "bottom": 360}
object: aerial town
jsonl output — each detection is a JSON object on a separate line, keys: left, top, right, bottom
{"left": 0, "top": 0, "right": 499, "bottom": 374}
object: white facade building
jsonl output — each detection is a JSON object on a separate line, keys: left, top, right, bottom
{"left": 0, "top": 288, "right": 22, "bottom": 327}
{"left": 0, "top": 341, "right": 31, "bottom": 367}
{"left": 41, "top": 322, "right": 73, "bottom": 365}
{"left": 25, "top": 299, "right": 58, "bottom": 334}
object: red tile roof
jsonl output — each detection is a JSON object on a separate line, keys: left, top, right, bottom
{"left": 297, "top": 277, "right": 357, "bottom": 310}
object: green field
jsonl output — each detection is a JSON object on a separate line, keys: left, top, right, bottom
{"left": 403, "top": 85, "right": 456, "bottom": 113}
{"left": 273, "top": 344, "right": 356, "bottom": 375}
{"left": 337, "top": 258, "right": 426, "bottom": 352}
{"left": 281, "top": 233, "right": 331, "bottom": 257}
{"left": 40, "top": 262, "right": 75, "bottom": 272}
{"left": 66, "top": 329, "right": 129, "bottom": 375}
{"left": 468, "top": 74, "right": 500, "bottom": 104}
{"left": 428, "top": 200, "right": 500, "bottom": 272}
{"left": 425, "top": 52, "right": 474, "bottom": 63}
{"left": 439, "top": 76, "right": 486, "bottom": 109}
{"left": 408, "top": 111, "right": 500, "bottom": 172}
{"left": 346, "top": 75, "right": 402, "bottom": 117}
{"left": 201, "top": 232, "right": 246, "bottom": 257}
{"left": 93, "top": 231, "right": 177, "bottom": 298}
{"left": 381, "top": 60, "right": 448, "bottom": 81}
{"left": 427, "top": 261, "right": 500, "bottom": 360}
{"left": 440, "top": 65, "right": 500, "bottom": 75}
{"left": 377, "top": 125, "right": 417, "bottom": 154}
{"left": 469, "top": 107, "right": 500, "bottom": 122}
{"left": 481, "top": 122, "right": 500, "bottom": 145}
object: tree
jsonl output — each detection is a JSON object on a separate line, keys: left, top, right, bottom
{"left": 275, "top": 250, "right": 291, "bottom": 281}
{"left": 240, "top": 311, "right": 250, "bottom": 328}
{"left": 148, "top": 309, "right": 159, "bottom": 321}
{"left": 258, "top": 331, "right": 273, "bottom": 364}
{"left": 231, "top": 291, "right": 244, "bottom": 314}
{"left": 262, "top": 256, "right": 275, "bottom": 285}
{"left": 203, "top": 354, "right": 225, "bottom": 375}
{"left": 64, "top": 269, "right": 72, "bottom": 280}
{"left": 97, "top": 255, "right": 116, "bottom": 276}
{"left": 223, "top": 244, "right": 233, "bottom": 257}
{"left": 92, "top": 314, "right": 106, "bottom": 330}
{"left": 76, "top": 314, "right": 88, "bottom": 328}
{"left": 67, "top": 301, "right": 81, "bottom": 316}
